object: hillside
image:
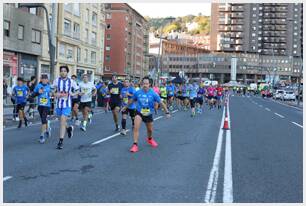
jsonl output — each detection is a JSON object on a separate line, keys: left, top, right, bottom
{"left": 146, "top": 14, "right": 210, "bottom": 35}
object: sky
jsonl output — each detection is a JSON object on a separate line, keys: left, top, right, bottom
{"left": 129, "top": 3, "right": 211, "bottom": 18}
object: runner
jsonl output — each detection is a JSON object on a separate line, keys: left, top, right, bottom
{"left": 188, "top": 80, "right": 198, "bottom": 117}
{"left": 108, "top": 73, "right": 124, "bottom": 131}
{"left": 176, "top": 83, "right": 184, "bottom": 110}
{"left": 152, "top": 82, "right": 160, "bottom": 114}
{"left": 70, "top": 75, "right": 81, "bottom": 126}
{"left": 52, "top": 65, "right": 78, "bottom": 149}
{"left": 120, "top": 79, "right": 136, "bottom": 135}
{"left": 207, "top": 84, "right": 216, "bottom": 110}
{"left": 166, "top": 81, "right": 176, "bottom": 111}
{"left": 159, "top": 80, "right": 167, "bottom": 109}
{"left": 12, "top": 77, "right": 30, "bottom": 128}
{"left": 182, "top": 82, "right": 190, "bottom": 111}
{"left": 216, "top": 84, "right": 223, "bottom": 109}
{"left": 196, "top": 83, "right": 205, "bottom": 114}
{"left": 78, "top": 74, "right": 97, "bottom": 132}
{"left": 26, "top": 76, "right": 37, "bottom": 119}
{"left": 33, "top": 74, "right": 52, "bottom": 143}
{"left": 121, "top": 76, "right": 171, "bottom": 153}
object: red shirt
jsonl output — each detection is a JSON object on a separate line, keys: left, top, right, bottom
{"left": 216, "top": 87, "right": 223, "bottom": 96}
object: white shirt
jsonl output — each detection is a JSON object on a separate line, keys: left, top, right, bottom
{"left": 79, "top": 81, "right": 95, "bottom": 103}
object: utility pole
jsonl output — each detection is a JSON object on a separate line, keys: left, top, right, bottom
{"left": 50, "top": 3, "right": 57, "bottom": 81}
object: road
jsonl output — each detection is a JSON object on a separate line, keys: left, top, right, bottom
{"left": 3, "top": 94, "right": 303, "bottom": 203}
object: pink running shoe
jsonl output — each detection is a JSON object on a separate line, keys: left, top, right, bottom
{"left": 130, "top": 144, "right": 139, "bottom": 153}
{"left": 147, "top": 138, "right": 158, "bottom": 148}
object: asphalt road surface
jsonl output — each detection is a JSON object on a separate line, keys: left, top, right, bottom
{"left": 3, "top": 94, "right": 303, "bottom": 203}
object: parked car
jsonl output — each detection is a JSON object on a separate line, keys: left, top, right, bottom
{"left": 282, "top": 90, "right": 296, "bottom": 101}
{"left": 273, "top": 89, "right": 285, "bottom": 100}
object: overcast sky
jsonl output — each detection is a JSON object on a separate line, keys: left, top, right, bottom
{"left": 129, "top": 3, "right": 211, "bottom": 18}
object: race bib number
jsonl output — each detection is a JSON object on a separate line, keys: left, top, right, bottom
{"left": 123, "top": 97, "right": 128, "bottom": 104}
{"left": 140, "top": 108, "right": 150, "bottom": 116}
{"left": 112, "top": 88, "right": 119, "bottom": 94}
{"left": 40, "top": 97, "right": 48, "bottom": 105}
{"left": 17, "top": 91, "right": 23, "bottom": 97}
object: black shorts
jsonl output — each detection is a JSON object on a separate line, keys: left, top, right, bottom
{"left": 122, "top": 108, "right": 136, "bottom": 117}
{"left": 110, "top": 101, "right": 121, "bottom": 110}
{"left": 72, "top": 98, "right": 80, "bottom": 107}
{"left": 136, "top": 111, "right": 153, "bottom": 123}
{"left": 208, "top": 96, "right": 214, "bottom": 100}
{"left": 16, "top": 103, "right": 26, "bottom": 113}
{"left": 79, "top": 101, "right": 92, "bottom": 110}
{"left": 38, "top": 106, "right": 50, "bottom": 124}
{"left": 197, "top": 97, "right": 204, "bottom": 105}
{"left": 167, "top": 95, "right": 174, "bottom": 101}
{"left": 190, "top": 98, "right": 196, "bottom": 108}
{"left": 178, "top": 96, "right": 184, "bottom": 101}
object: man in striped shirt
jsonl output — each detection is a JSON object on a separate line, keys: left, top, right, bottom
{"left": 52, "top": 65, "right": 78, "bottom": 149}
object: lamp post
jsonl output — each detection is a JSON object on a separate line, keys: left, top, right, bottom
{"left": 19, "top": 3, "right": 56, "bottom": 81}
{"left": 156, "top": 17, "right": 175, "bottom": 84}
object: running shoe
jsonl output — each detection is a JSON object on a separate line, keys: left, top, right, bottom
{"left": 147, "top": 137, "right": 158, "bottom": 148}
{"left": 115, "top": 125, "right": 120, "bottom": 132}
{"left": 17, "top": 120, "right": 22, "bottom": 128}
{"left": 88, "top": 114, "right": 92, "bottom": 124}
{"left": 120, "top": 129, "right": 127, "bottom": 135}
{"left": 57, "top": 141, "right": 63, "bottom": 149}
{"left": 75, "top": 119, "right": 81, "bottom": 126}
{"left": 39, "top": 136, "right": 45, "bottom": 144}
{"left": 130, "top": 144, "right": 139, "bottom": 153}
{"left": 67, "top": 126, "right": 74, "bottom": 138}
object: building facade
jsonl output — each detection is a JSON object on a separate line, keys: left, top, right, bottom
{"left": 162, "top": 52, "right": 303, "bottom": 84}
{"left": 210, "top": 3, "right": 303, "bottom": 57}
{"left": 3, "top": 3, "right": 44, "bottom": 86}
{"left": 104, "top": 3, "right": 149, "bottom": 79}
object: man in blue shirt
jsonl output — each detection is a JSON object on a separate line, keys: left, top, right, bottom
{"left": 13, "top": 77, "right": 29, "bottom": 128}
{"left": 120, "top": 79, "right": 136, "bottom": 135}
{"left": 122, "top": 76, "right": 170, "bottom": 153}
{"left": 188, "top": 80, "right": 199, "bottom": 117}
{"left": 166, "top": 81, "right": 176, "bottom": 111}
{"left": 33, "top": 74, "right": 52, "bottom": 143}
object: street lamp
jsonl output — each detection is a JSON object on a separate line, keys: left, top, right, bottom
{"left": 19, "top": 3, "right": 56, "bottom": 81}
{"left": 156, "top": 17, "right": 175, "bottom": 83}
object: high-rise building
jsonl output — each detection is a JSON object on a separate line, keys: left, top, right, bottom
{"left": 104, "top": 3, "right": 149, "bottom": 79}
{"left": 210, "top": 3, "right": 303, "bottom": 57}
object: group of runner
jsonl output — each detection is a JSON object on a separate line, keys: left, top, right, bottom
{"left": 11, "top": 65, "right": 225, "bottom": 152}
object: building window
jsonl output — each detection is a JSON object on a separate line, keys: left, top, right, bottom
{"left": 85, "top": 49, "right": 88, "bottom": 62}
{"left": 106, "top": 45, "right": 111, "bottom": 51}
{"left": 106, "top": 24, "right": 111, "bottom": 29}
{"left": 18, "top": 25, "right": 24, "bottom": 40}
{"left": 125, "top": 16, "right": 129, "bottom": 21}
{"left": 252, "top": 7, "right": 256, "bottom": 11}
{"left": 106, "top": 34, "right": 111, "bottom": 40}
{"left": 91, "top": 31, "right": 97, "bottom": 45}
{"left": 29, "top": 8, "right": 37, "bottom": 15}
{"left": 106, "top": 55, "right": 110, "bottom": 62}
{"left": 73, "top": 23, "right": 80, "bottom": 39}
{"left": 293, "top": 44, "right": 297, "bottom": 48}
{"left": 64, "top": 19, "right": 71, "bottom": 36}
{"left": 106, "top": 13, "right": 111, "bottom": 19}
{"left": 66, "top": 46, "right": 73, "bottom": 61}
{"left": 85, "top": 29, "right": 89, "bottom": 42}
{"left": 105, "top": 66, "right": 110, "bottom": 71}
{"left": 64, "top": 3, "right": 73, "bottom": 13}
{"left": 77, "top": 47, "right": 81, "bottom": 62}
{"left": 4, "top": 20, "right": 10, "bottom": 37}
{"left": 92, "top": 12, "right": 97, "bottom": 26}
{"left": 91, "top": 51, "right": 96, "bottom": 64}
{"left": 73, "top": 3, "right": 80, "bottom": 16}
{"left": 59, "top": 43, "right": 65, "bottom": 57}
{"left": 85, "top": 9, "right": 89, "bottom": 23}
{"left": 32, "top": 29, "right": 41, "bottom": 44}
{"left": 252, "top": 13, "right": 256, "bottom": 17}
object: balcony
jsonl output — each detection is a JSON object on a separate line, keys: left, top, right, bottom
{"left": 235, "top": 46, "right": 243, "bottom": 51}
{"left": 236, "top": 33, "right": 243, "bottom": 38}
{"left": 235, "top": 39, "right": 243, "bottom": 44}
{"left": 231, "top": 19, "right": 244, "bottom": 25}
{"left": 64, "top": 30, "right": 72, "bottom": 37}
{"left": 231, "top": 13, "right": 244, "bottom": 18}
{"left": 231, "top": 6, "right": 244, "bottom": 12}
{"left": 219, "top": 20, "right": 231, "bottom": 25}
{"left": 218, "top": 26, "right": 230, "bottom": 31}
{"left": 231, "top": 26, "right": 243, "bottom": 31}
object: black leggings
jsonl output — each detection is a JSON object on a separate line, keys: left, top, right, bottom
{"left": 38, "top": 106, "right": 50, "bottom": 124}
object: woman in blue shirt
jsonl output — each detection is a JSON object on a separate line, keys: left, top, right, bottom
{"left": 13, "top": 77, "right": 29, "bottom": 128}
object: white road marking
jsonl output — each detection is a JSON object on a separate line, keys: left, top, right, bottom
{"left": 172, "top": 110, "right": 178, "bottom": 114}
{"left": 205, "top": 106, "right": 225, "bottom": 203}
{"left": 223, "top": 97, "right": 233, "bottom": 203}
{"left": 3, "top": 176, "right": 12, "bottom": 182}
{"left": 274, "top": 113, "right": 284, "bottom": 118}
{"left": 91, "top": 114, "right": 166, "bottom": 146}
{"left": 253, "top": 96, "right": 303, "bottom": 111}
{"left": 91, "top": 130, "right": 130, "bottom": 145}
{"left": 154, "top": 116, "right": 164, "bottom": 121}
{"left": 291, "top": 121, "right": 303, "bottom": 128}
{"left": 265, "top": 108, "right": 271, "bottom": 111}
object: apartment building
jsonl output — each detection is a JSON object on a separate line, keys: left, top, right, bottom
{"left": 104, "top": 3, "right": 149, "bottom": 79}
